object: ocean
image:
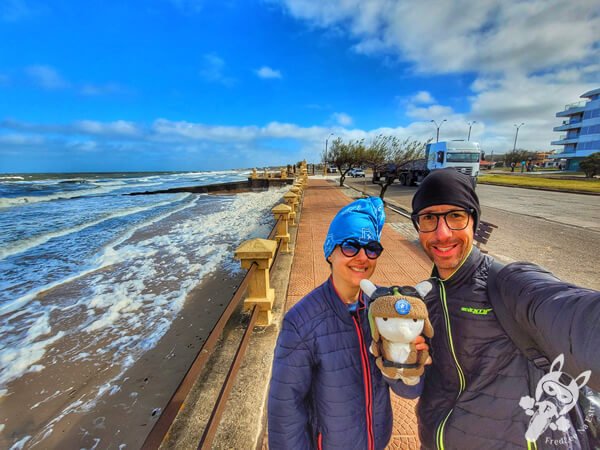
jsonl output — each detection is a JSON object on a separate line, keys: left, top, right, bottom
{"left": 0, "top": 171, "right": 287, "bottom": 448}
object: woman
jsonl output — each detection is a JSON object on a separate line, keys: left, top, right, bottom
{"left": 268, "top": 197, "right": 427, "bottom": 449}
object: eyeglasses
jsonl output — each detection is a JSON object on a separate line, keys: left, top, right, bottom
{"left": 339, "top": 240, "right": 384, "bottom": 259}
{"left": 411, "top": 209, "right": 473, "bottom": 233}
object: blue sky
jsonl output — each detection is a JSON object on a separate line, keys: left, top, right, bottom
{"left": 0, "top": 0, "right": 598, "bottom": 172}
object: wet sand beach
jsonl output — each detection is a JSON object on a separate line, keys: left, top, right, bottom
{"left": 0, "top": 268, "right": 244, "bottom": 449}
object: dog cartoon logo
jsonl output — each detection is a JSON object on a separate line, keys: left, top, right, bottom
{"left": 519, "top": 354, "right": 591, "bottom": 441}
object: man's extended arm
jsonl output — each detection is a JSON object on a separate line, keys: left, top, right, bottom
{"left": 496, "top": 262, "right": 600, "bottom": 390}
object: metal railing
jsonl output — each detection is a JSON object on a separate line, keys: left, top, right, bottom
{"left": 564, "top": 100, "right": 587, "bottom": 110}
{"left": 141, "top": 262, "right": 259, "bottom": 449}
{"left": 141, "top": 207, "right": 291, "bottom": 449}
{"left": 198, "top": 303, "right": 260, "bottom": 449}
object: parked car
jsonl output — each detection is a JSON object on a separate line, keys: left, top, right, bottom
{"left": 348, "top": 168, "right": 366, "bottom": 178}
{"left": 327, "top": 165, "right": 338, "bottom": 173}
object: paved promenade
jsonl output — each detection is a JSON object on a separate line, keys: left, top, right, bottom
{"left": 282, "top": 178, "right": 432, "bottom": 449}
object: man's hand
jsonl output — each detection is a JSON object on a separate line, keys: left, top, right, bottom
{"left": 413, "top": 335, "right": 432, "bottom": 365}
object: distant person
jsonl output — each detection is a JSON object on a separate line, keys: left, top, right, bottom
{"left": 268, "top": 197, "right": 428, "bottom": 449}
{"left": 521, "top": 160, "right": 526, "bottom": 173}
{"left": 510, "top": 161, "right": 516, "bottom": 172}
{"left": 409, "top": 168, "right": 600, "bottom": 449}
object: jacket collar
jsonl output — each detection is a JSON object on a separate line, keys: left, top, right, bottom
{"left": 324, "top": 276, "right": 368, "bottom": 324}
{"left": 432, "top": 245, "right": 484, "bottom": 288}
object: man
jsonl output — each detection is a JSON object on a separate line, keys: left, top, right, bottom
{"left": 410, "top": 168, "right": 600, "bottom": 450}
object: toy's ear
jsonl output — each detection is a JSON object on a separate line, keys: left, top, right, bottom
{"left": 423, "top": 318, "right": 434, "bottom": 338}
{"left": 415, "top": 280, "right": 433, "bottom": 299}
{"left": 360, "top": 279, "right": 377, "bottom": 298}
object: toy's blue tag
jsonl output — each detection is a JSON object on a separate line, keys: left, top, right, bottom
{"left": 395, "top": 299, "right": 411, "bottom": 315}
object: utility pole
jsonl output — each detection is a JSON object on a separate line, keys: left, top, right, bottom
{"left": 324, "top": 133, "right": 334, "bottom": 175}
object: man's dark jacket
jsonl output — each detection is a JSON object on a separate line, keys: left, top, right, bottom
{"left": 418, "top": 246, "right": 600, "bottom": 450}
{"left": 268, "top": 277, "right": 422, "bottom": 449}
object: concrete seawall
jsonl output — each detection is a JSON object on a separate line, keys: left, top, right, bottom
{"left": 128, "top": 178, "right": 294, "bottom": 196}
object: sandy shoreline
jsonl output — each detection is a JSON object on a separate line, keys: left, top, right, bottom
{"left": 1, "top": 267, "right": 244, "bottom": 449}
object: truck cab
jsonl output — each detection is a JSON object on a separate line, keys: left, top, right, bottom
{"left": 426, "top": 140, "right": 481, "bottom": 180}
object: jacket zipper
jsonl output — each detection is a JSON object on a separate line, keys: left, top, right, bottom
{"left": 352, "top": 312, "right": 375, "bottom": 450}
{"left": 435, "top": 281, "right": 466, "bottom": 450}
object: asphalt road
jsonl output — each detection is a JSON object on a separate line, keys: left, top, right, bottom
{"left": 343, "top": 177, "right": 600, "bottom": 290}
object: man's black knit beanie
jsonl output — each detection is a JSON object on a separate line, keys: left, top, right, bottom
{"left": 411, "top": 168, "right": 481, "bottom": 231}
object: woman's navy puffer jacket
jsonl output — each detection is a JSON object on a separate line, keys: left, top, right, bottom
{"left": 268, "top": 277, "right": 422, "bottom": 450}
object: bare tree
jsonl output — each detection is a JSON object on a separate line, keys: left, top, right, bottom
{"left": 373, "top": 137, "right": 428, "bottom": 199}
{"left": 363, "top": 134, "right": 391, "bottom": 178}
{"left": 327, "top": 138, "right": 365, "bottom": 186}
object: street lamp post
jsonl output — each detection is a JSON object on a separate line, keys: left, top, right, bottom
{"left": 467, "top": 121, "right": 477, "bottom": 141}
{"left": 430, "top": 119, "right": 447, "bottom": 143}
{"left": 324, "top": 133, "right": 334, "bottom": 175}
{"left": 513, "top": 123, "right": 525, "bottom": 151}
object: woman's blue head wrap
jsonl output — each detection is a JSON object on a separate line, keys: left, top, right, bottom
{"left": 323, "top": 196, "right": 385, "bottom": 259}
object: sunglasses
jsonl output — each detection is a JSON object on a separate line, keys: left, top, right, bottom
{"left": 339, "top": 239, "right": 384, "bottom": 259}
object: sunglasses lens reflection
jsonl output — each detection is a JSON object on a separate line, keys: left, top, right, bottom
{"left": 340, "top": 241, "right": 360, "bottom": 257}
{"left": 365, "top": 243, "right": 383, "bottom": 259}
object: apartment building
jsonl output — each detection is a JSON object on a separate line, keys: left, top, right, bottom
{"left": 551, "top": 88, "right": 600, "bottom": 170}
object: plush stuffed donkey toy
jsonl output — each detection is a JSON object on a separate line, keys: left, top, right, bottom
{"left": 360, "top": 279, "right": 433, "bottom": 385}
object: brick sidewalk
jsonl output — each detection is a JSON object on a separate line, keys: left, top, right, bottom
{"left": 286, "top": 178, "right": 431, "bottom": 449}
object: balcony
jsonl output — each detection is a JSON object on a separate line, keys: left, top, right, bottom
{"left": 556, "top": 101, "right": 588, "bottom": 117}
{"left": 553, "top": 120, "right": 583, "bottom": 132}
{"left": 551, "top": 136, "right": 579, "bottom": 146}
{"left": 565, "top": 100, "right": 587, "bottom": 110}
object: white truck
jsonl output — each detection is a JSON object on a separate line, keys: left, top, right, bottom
{"left": 394, "top": 140, "right": 482, "bottom": 187}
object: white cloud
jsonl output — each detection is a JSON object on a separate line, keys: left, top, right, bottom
{"left": 0, "top": 119, "right": 141, "bottom": 139}
{"left": 67, "top": 140, "right": 99, "bottom": 152}
{"left": 406, "top": 104, "right": 454, "bottom": 121}
{"left": 332, "top": 112, "right": 353, "bottom": 126}
{"left": 468, "top": 73, "right": 597, "bottom": 152}
{"left": 199, "top": 53, "right": 236, "bottom": 86}
{"left": 402, "top": 91, "right": 454, "bottom": 122}
{"left": 256, "top": 66, "right": 282, "bottom": 79}
{"left": 0, "top": 133, "right": 44, "bottom": 145}
{"left": 74, "top": 120, "right": 141, "bottom": 137}
{"left": 276, "top": 0, "right": 600, "bottom": 76}
{"left": 25, "top": 65, "right": 69, "bottom": 90}
{"left": 152, "top": 119, "right": 258, "bottom": 141}
{"left": 411, "top": 91, "right": 435, "bottom": 105}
